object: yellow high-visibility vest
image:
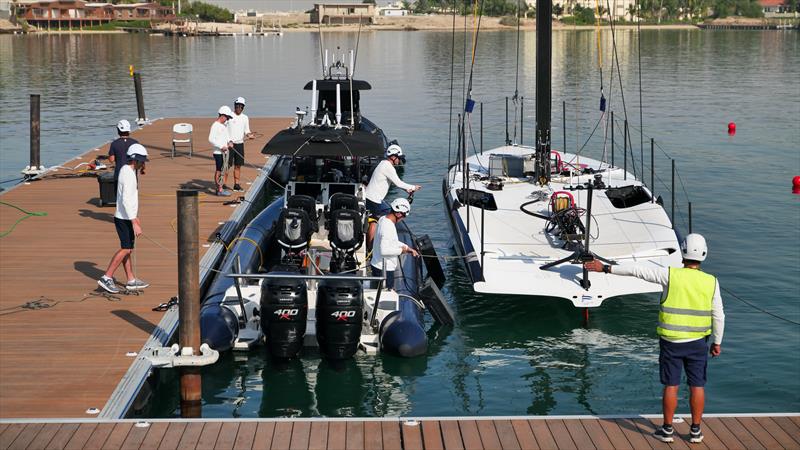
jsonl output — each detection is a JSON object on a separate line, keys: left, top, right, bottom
{"left": 657, "top": 267, "right": 716, "bottom": 340}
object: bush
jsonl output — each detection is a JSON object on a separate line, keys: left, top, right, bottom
{"left": 499, "top": 15, "right": 519, "bottom": 26}
{"left": 182, "top": 1, "right": 233, "bottom": 23}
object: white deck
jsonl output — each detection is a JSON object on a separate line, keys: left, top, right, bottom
{"left": 446, "top": 145, "right": 682, "bottom": 307}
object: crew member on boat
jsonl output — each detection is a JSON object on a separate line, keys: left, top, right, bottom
{"left": 365, "top": 145, "right": 420, "bottom": 214}
{"left": 228, "top": 97, "right": 254, "bottom": 193}
{"left": 365, "top": 145, "right": 421, "bottom": 245}
{"left": 585, "top": 233, "right": 724, "bottom": 445}
{"left": 370, "top": 198, "right": 419, "bottom": 290}
{"left": 209, "top": 106, "right": 234, "bottom": 197}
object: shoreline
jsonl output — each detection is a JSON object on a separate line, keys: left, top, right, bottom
{"left": 11, "top": 23, "right": 701, "bottom": 36}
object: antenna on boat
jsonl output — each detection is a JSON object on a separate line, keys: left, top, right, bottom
{"left": 317, "top": 21, "right": 325, "bottom": 78}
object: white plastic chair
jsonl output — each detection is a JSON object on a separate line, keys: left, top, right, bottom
{"left": 172, "top": 123, "right": 193, "bottom": 158}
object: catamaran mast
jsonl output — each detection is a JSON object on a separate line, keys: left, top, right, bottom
{"left": 534, "top": 0, "right": 552, "bottom": 184}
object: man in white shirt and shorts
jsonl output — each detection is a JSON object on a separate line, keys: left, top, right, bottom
{"left": 209, "top": 106, "right": 234, "bottom": 197}
{"left": 98, "top": 144, "right": 150, "bottom": 294}
{"left": 228, "top": 97, "right": 254, "bottom": 192}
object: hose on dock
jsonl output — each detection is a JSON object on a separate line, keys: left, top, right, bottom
{"left": 0, "top": 201, "right": 48, "bottom": 239}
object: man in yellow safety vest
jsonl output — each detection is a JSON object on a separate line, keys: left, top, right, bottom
{"left": 585, "top": 233, "right": 725, "bottom": 444}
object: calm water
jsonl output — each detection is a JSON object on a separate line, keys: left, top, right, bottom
{"left": 1, "top": 30, "right": 798, "bottom": 417}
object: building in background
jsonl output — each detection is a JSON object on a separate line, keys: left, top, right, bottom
{"left": 378, "top": 1, "right": 409, "bottom": 16}
{"left": 11, "top": 0, "right": 174, "bottom": 28}
{"left": 310, "top": 2, "right": 374, "bottom": 24}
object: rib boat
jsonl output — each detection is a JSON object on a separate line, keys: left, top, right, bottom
{"left": 200, "top": 51, "right": 447, "bottom": 359}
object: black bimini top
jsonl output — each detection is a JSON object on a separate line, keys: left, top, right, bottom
{"left": 261, "top": 127, "right": 384, "bottom": 157}
{"left": 303, "top": 79, "right": 372, "bottom": 91}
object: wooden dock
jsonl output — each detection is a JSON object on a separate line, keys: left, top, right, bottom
{"left": 1, "top": 415, "right": 798, "bottom": 449}
{"left": 0, "top": 117, "right": 290, "bottom": 419}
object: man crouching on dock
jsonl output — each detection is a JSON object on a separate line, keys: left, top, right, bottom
{"left": 585, "top": 233, "right": 724, "bottom": 444}
{"left": 98, "top": 144, "right": 150, "bottom": 294}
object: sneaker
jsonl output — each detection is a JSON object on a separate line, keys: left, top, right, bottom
{"left": 126, "top": 279, "right": 150, "bottom": 290}
{"left": 97, "top": 276, "right": 120, "bottom": 294}
{"left": 653, "top": 425, "right": 674, "bottom": 443}
{"left": 689, "top": 425, "right": 704, "bottom": 443}
{"left": 233, "top": 183, "right": 244, "bottom": 192}
{"left": 222, "top": 184, "right": 231, "bottom": 190}
{"left": 217, "top": 189, "right": 232, "bottom": 197}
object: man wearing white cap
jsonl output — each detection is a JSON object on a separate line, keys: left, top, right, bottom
{"left": 98, "top": 144, "right": 150, "bottom": 294}
{"left": 108, "top": 119, "right": 140, "bottom": 180}
{"left": 209, "top": 106, "right": 234, "bottom": 197}
{"left": 228, "top": 97, "right": 253, "bottom": 192}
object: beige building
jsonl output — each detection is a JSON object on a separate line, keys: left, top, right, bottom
{"left": 310, "top": 3, "right": 375, "bottom": 24}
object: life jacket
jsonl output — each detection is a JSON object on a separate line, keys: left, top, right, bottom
{"left": 657, "top": 267, "right": 716, "bottom": 340}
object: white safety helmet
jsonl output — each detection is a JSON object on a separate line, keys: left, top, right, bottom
{"left": 681, "top": 233, "right": 707, "bottom": 262}
{"left": 126, "top": 143, "right": 149, "bottom": 162}
{"left": 234, "top": 97, "right": 246, "bottom": 106}
{"left": 385, "top": 144, "right": 403, "bottom": 159}
{"left": 218, "top": 105, "right": 234, "bottom": 118}
{"left": 116, "top": 119, "right": 131, "bottom": 133}
{"left": 390, "top": 198, "right": 411, "bottom": 215}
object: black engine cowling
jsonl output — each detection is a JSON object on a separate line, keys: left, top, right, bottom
{"left": 260, "top": 272, "right": 308, "bottom": 359}
{"left": 315, "top": 278, "right": 363, "bottom": 360}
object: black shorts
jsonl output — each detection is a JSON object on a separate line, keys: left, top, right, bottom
{"left": 114, "top": 217, "right": 135, "bottom": 250}
{"left": 231, "top": 143, "right": 245, "bottom": 167}
{"left": 659, "top": 338, "right": 708, "bottom": 387}
{"left": 213, "top": 153, "right": 229, "bottom": 171}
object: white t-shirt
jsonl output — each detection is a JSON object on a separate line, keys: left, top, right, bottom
{"left": 364, "top": 160, "right": 414, "bottom": 204}
{"left": 208, "top": 121, "right": 230, "bottom": 155}
{"left": 370, "top": 216, "right": 406, "bottom": 272}
{"left": 612, "top": 265, "right": 725, "bottom": 344}
{"left": 228, "top": 113, "right": 251, "bottom": 144}
{"left": 115, "top": 164, "right": 138, "bottom": 220}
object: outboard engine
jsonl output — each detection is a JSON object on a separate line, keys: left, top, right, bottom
{"left": 260, "top": 272, "right": 308, "bottom": 359}
{"left": 316, "top": 278, "right": 363, "bottom": 360}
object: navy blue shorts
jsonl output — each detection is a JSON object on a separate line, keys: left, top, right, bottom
{"left": 366, "top": 199, "right": 391, "bottom": 216}
{"left": 371, "top": 265, "right": 395, "bottom": 290}
{"left": 114, "top": 217, "right": 135, "bottom": 250}
{"left": 213, "top": 153, "right": 229, "bottom": 171}
{"left": 659, "top": 338, "right": 708, "bottom": 387}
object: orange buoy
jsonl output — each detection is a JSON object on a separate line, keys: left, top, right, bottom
{"left": 728, "top": 122, "right": 736, "bottom": 135}
{"left": 793, "top": 176, "right": 800, "bottom": 194}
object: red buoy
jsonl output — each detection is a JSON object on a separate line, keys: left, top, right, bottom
{"left": 793, "top": 176, "right": 800, "bottom": 194}
{"left": 728, "top": 122, "right": 736, "bottom": 135}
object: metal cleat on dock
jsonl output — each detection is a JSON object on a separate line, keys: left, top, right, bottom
{"left": 140, "top": 343, "right": 219, "bottom": 368}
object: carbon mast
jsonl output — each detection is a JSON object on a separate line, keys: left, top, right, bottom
{"left": 534, "top": 0, "right": 552, "bottom": 184}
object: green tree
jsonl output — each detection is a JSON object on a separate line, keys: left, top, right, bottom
{"left": 182, "top": 1, "right": 233, "bottom": 22}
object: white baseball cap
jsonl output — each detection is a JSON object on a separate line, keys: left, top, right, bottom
{"left": 390, "top": 198, "right": 411, "bottom": 215}
{"left": 234, "top": 97, "right": 246, "bottom": 106}
{"left": 127, "top": 143, "right": 149, "bottom": 162}
{"left": 117, "top": 119, "right": 131, "bottom": 133}
{"left": 218, "top": 105, "right": 234, "bottom": 118}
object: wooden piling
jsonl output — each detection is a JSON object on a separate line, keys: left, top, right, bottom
{"left": 134, "top": 72, "right": 146, "bottom": 123}
{"left": 177, "top": 189, "right": 201, "bottom": 418}
{"left": 29, "top": 94, "right": 41, "bottom": 170}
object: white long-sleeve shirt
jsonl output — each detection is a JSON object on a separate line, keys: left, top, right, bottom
{"left": 611, "top": 265, "right": 725, "bottom": 345}
{"left": 370, "top": 216, "right": 406, "bottom": 272}
{"left": 365, "top": 160, "right": 414, "bottom": 203}
{"left": 228, "top": 113, "right": 251, "bottom": 144}
{"left": 115, "top": 164, "right": 138, "bottom": 220}
{"left": 208, "top": 121, "right": 230, "bottom": 155}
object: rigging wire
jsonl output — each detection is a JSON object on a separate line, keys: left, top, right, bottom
{"left": 512, "top": 0, "right": 522, "bottom": 144}
{"left": 637, "top": 0, "right": 645, "bottom": 178}
{"left": 447, "top": 0, "right": 457, "bottom": 173}
{"left": 720, "top": 286, "right": 800, "bottom": 326}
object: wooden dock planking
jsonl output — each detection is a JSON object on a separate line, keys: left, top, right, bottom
{"left": 0, "top": 117, "right": 289, "bottom": 419}
{"left": 0, "top": 416, "right": 798, "bottom": 449}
